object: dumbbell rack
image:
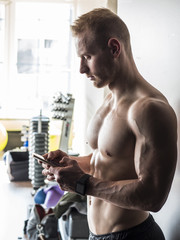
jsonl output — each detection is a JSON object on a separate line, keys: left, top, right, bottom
{"left": 28, "top": 112, "right": 49, "bottom": 191}
{"left": 51, "top": 92, "right": 74, "bottom": 153}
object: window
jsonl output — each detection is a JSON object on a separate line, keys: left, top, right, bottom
{"left": 0, "top": 0, "right": 74, "bottom": 118}
{"left": 0, "top": 4, "right": 5, "bottom": 70}
{"left": 0, "top": 3, "right": 5, "bottom": 112}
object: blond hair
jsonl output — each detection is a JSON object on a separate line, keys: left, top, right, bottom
{"left": 71, "top": 8, "right": 132, "bottom": 54}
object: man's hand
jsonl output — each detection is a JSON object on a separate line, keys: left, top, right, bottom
{"left": 42, "top": 149, "right": 68, "bottom": 165}
{"left": 39, "top": 149, "right": 68, "bottom": 168}
{"left": 39, "top": 149, "right": 68, "bottom": 181}
{"left": 41, "top": 150, "right": 86, "bottom": 192}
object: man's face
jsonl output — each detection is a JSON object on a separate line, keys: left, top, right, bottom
{"left": 76, "top": 32, "right": 114, "bottom": 88}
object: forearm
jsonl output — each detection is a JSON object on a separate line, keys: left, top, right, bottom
{"left": 69, "top": 153, "right": 92, "bottom": 173}
{"left": 86, "top": 176, "right": 164, "bottom": 212}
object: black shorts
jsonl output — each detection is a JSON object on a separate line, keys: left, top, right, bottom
{"left": 89, "top": 214, "right": 165, "bottom": 240}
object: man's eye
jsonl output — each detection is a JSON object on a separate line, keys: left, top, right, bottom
{"left": 84, "top": 55, "right": 91, "bottom": 60}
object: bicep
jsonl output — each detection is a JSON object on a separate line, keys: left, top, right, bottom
{"left": 129, "top": 100, "right": 177, "bottom": 208}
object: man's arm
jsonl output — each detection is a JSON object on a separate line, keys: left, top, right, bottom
{"left": 86, "top": 99, "right": 177, "bottom": 212}
{"left": 69, "top": 154, "right": 92, "bottom": 173}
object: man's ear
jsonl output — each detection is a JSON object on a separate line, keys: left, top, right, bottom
{"left": 108, "top": 38, "right": 121, "bottom": 58}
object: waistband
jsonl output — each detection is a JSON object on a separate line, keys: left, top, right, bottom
{"left": 89, "top": 214, "right": 154, "bottom": 240}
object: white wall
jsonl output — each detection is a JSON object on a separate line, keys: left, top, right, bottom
{"left": 117, "top": 1, "right": 180, "bottom": 239}
{"left": 118, "top": 0, "right": 180, "bottom": 110}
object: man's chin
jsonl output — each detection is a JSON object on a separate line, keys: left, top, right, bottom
{"left": 93, "top": 81, "right": 106, "bottom": 89}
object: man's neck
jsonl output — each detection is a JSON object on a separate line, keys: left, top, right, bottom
{"left": 108, "top": 59, "right": 142, "bottom": 104}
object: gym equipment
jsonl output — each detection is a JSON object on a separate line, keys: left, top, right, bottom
{"left": 34, "top": 185, "right": 64, "bottom": 208}
{"left": 0, "top": 122, "right": 8, "bottom": 151}
{"left": 59, "top": 207, "right": 89, "bottom": 240}
{"left": 28, "top": 111, "right": 49, "bottom": 190}
{"left": 6, "top": 150, "right": 30, "bottom": 181}
{"left": 51, "top": 92, "right": 74, "bottom": 153}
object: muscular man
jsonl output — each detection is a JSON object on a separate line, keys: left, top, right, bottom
{"left": 41, "top": 8, "right": 177, "bottom": 239}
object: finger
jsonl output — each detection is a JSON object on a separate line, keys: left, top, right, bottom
{"left": 42, "top": 162, "right": 50, "bottom": 169}
{"left": 46, "top": 174, "right": 55, "bottom": 181}
{"left": 42, "top": 152, "right": 49, "bottom": 159}
{"left": 58, "top": 158, "right": 68, "bottom": 166}
{"left": 48, "top": 166, "right": 60, "bottom": 175}
{"left": 46, "top": 150, "right": 62, "bottom": 160}
{"left": 47, "top": 150, "right": 57, "bottom": 159}
{"left": 60, "top": 156, "right": 74, "bottom": 165}
{"left": 42, "top": 168, "right": 53, "bottom": 176}
{"left": 37, "top": 159, "right": 49, "bottom": 168}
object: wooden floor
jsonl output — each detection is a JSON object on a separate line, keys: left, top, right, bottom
{"left": 0, "top": 160, "right": 34, "bottom": 240}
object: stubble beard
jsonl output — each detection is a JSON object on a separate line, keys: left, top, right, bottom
{"left": 93, "top": 75, "right": 110, "bottom": 89}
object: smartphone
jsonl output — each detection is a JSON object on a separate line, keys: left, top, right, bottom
{"left": 33, "top": 153, "right": 59, "bottom": 167}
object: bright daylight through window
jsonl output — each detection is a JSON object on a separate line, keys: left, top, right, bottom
{"left": 0, "top": 3, "right": 5, "bottom": 114}
{"left": 0, "top": 1, "right": 73, "bottom": 119}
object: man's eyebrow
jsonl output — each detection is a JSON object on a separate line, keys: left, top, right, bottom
{"left": 78, "top": 52, "right": 91, "bottom": 57}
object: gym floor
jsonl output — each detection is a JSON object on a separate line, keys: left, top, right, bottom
{"left": 0, "top": 160, "right": 34, "bottom": 240}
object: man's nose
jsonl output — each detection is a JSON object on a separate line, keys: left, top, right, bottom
{"left": 79, "top": 59, "right": 89, "bottom": 74}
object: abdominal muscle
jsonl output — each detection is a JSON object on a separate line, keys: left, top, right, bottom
{"left": 87, "top": 149, "right": 149, "bottom": 235}
{"left": 87, "top": 197, "right": 148, "bottom": 235}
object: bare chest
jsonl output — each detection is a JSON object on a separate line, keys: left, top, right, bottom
{"left": 88, "top": 106, "right": 134, "bottom": 152}
{"left": 87, "top": 107, "right": 136, "bottom": 180}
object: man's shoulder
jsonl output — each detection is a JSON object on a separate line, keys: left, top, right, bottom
{"left": 130, "top": 96, "right": 170, "bottom": 113}
{"left": 127, "top": 96, "right": 177, "bottom": 133}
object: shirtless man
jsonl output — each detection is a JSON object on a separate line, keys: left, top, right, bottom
{"left": 41, "top": 8, "right": 177, "bottom": 239}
